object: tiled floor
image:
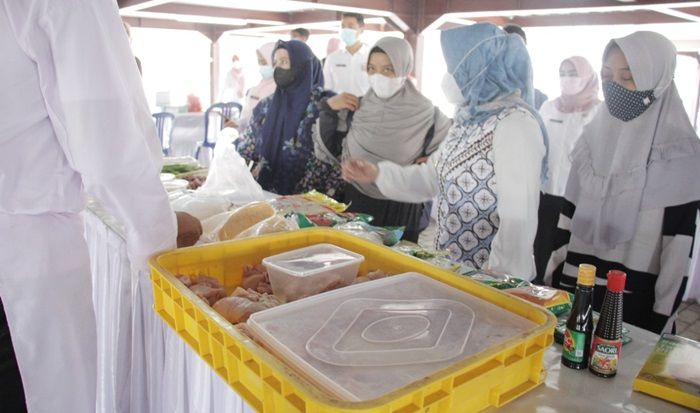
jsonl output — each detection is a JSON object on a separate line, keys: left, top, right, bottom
{"left": 677, "top": 300, "right": 700, "bottom": 341}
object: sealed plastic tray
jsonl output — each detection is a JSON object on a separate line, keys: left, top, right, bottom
{"left": 150, "top": 228, "right": 556, "bottom": 412}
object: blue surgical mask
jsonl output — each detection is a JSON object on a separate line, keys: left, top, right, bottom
{"left": 340, "top": 28, "right": 358, "bottom": 46}
{"left": 602, "top": 80, "right": 655, "bottom": 122}
{"left": 259, "top": 65, "right": 274, "bottom": 80}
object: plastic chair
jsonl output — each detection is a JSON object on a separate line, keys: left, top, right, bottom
{"left": 169, "top": 113, "right": 206, "bottom": 163}
{"left": 195, "top": 102, "right": 242, "bottom": 160}
{"left": 152, "top": 112, "right": 175, "bottom": 155}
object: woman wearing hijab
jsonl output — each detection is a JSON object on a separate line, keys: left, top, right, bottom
{"left": 238, "top": 42, "right": 277, "bottom": 131}
{"left": 236, "top": 40, "right": 341, "bottom": 196}
{"left": 546, "top": 32, "right": 700, "bottom": 333}
{"left": 313, "top": 37, "right": 451, "bottom": 242}
{"left": 342, "top": 23, "right": 547, "bottom": 279}
{"left": 534, "top": 56, "right": 601, "bottom": 283}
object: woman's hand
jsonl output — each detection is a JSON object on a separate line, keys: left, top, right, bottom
{"left": 327, "top": 93, "right": 360, "bottom": 111}
{"left": 342, "top": 159, "right": 379, "bottom": 184}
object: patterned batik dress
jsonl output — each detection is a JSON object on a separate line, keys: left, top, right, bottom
{"left": 434, "top": 107, "right": 526, "bottom": 268}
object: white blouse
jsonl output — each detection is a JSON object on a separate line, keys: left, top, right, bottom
{"left": 539, "top": 100, "right": 599, "bottom": 197}
{"left": 375, "top": 110, "right": 544, "bottom": 280}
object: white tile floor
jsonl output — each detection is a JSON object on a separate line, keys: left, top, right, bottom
{"left": 677, "top": 300, "right": 700, "bottom": 341}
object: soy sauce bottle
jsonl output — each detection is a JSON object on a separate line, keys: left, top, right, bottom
{"left": 561, "top": 264, "right": 596, "bottom": 369}
{"left": 589, "top": 270, "right": 626, "bottom": 378}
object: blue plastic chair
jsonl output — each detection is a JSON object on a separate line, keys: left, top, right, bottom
{"left": 195, "top": 102, "right": 242, "bottom": 160}
{"left": 152, "top": 112, "right": 175, "bottom": 155}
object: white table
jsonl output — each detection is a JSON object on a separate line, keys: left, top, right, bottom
{"left": 84, "top": 205, "right": 694, "bottom": 413}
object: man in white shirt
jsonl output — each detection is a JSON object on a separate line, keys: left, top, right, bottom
{"left": 0, "top": 1, "right": 200, "bottom": 410}
{"left": 323, "top": 13, "right": 370, "bottom": 96}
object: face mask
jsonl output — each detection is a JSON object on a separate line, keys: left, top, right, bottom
{"left": 340, "top": 28, "right": 358, "bottom": 46}
{"left": 259, "top": 65, "right": 274, "bottom": 80}
{"left": 602, "top": 80, "right": 655, "bottom": 122}
{"left": 232, "top": 60, "right": 242, "bottom": 70}
{"left": 441, "top": 72, "right": 466, "bottom": 105}
{"left": 369, "top": 74, "right": 405, "bottom": 99}
{"left": 560, "top": 76, "right": 587, "bottom": 95}
{"left": 273, "top": 67, "right": 296, "bottom": 89}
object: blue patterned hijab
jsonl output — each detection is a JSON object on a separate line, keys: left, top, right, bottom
{"left": 441, "top": 23, "right": 549, "bottom": 181}
{"left": 257, "top": 40, "right": 323, "bottom": 181}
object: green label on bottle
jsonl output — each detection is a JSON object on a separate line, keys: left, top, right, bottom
{"left": 562, "top": 328, "right": 587, "bottom": 363}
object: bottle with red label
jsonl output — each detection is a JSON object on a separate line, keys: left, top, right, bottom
{"left": 589, "top": 270, "right": 626, "bottom": 378}
{"left": 561, "top": 264, "right": 596, "bottom": 369}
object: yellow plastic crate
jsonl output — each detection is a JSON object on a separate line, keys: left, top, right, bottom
{"left": 150, "top": 228, "right": 556, "bottom": 412}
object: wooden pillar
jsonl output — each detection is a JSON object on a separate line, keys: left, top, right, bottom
{"left": 211, "top": 40, "right": 220, "bottom": 105}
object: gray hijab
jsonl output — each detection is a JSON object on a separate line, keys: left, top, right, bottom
{"left": 343, "top": 37, "right": 452, "bottom": 199}
{"left": 566, "top": 31, "right": 700, "bottom": 249}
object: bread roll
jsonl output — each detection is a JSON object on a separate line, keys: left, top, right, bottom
{"left": 217, "top": 202, "right": 275, "bottom": 241}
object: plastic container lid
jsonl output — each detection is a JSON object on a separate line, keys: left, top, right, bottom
{"left": 263, "top": 244, "right": 362, "bottom": 276}
{"left": 606, "top": 270, "right": 627, "bottom": 292}
{"left": 247, "top": 273, "right": 537, "bottom": 402}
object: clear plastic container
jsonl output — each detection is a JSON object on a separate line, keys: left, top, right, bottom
{"left": 247, "top": 273, "right": 538, "bottom": 402}
{"left": 262, "top": 243, "right": 364, "bottom": 302}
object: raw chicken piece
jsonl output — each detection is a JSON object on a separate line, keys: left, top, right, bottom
{"left": 213, "top": 287, "right": 281, "bottom": 324}
{"left": 177, "top": 275, "right": 194, "bottom": 287}
{"left": 190, "top": 283, "right": 227, "bottom": 306}
{"left": 367, "top": 269, "right": 389, "bottom": 280}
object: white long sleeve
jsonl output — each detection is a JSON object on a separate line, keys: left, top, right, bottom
{"left": 322, "top": 55, "right": 335, "bottom": 93}
{"left": 375, "top": 153, "right": 440, "bottom": 203}
{"left": 488, "top": 111, "right": 544, "bottom": 280}
{"left": 2, "top": 0, "right": 177, "bottom": 269}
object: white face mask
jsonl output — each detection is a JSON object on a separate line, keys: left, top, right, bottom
{"left": 441, "top": 72, "right": 466, "bottom": 105}
{"left": 369, "top": 74, "right": 405, "bottom": 99}
{"left": 340, "top": 28, "right": 358, "bottom": 46}
{"left": 232, "top": 60, "right": 242, "bottom": 70}
{"left": 259, "top": 65, "right": 274, "bottom": 80}
{"left": 560, "top": 76, "right": 587, "bottom": 95}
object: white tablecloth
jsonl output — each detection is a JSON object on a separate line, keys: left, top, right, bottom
{"left": 84, "top": 206, "right": 695, "bottom": 413}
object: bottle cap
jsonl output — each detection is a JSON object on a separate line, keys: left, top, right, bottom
{"left": 577, "top": 264, "right": 596, "bottom": 286}
{"left": 606, "top": 270, "right": 627, "bottom": 292}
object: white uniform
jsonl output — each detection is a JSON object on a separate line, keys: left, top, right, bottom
{"left": 322, "top": 44, "right": 370, "bottom": 97}
{"left": 539, "top": 100, "right": 599, "bottom": 197}
{"left": 0, "top": 1, "right": 177, "bottom": 411}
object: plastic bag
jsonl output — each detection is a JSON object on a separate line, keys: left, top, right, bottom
{"left": 234, "top": 215, "right": 298, "bottom": 240}
{"left": 170, "top": 193, "right": 231, "bottom": 221}
{"left": 334, "top": 222, "right": 404, "bottom": 246}
{"left": 198, "top": 127, "right": 265, "bottom": 203}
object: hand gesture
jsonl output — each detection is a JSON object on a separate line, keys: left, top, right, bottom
{"left": 327, "top": 93, "right": 360, "bottom": 111}
{"left": 342, "top": 159, "right": 379, "bottom": 184}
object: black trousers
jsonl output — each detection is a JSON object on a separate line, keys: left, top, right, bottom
{"left": 533, "top": 192, "right": 565, "bottom": 285}
{"left": 0, "top": 299, "right": 27, "bottom": 412}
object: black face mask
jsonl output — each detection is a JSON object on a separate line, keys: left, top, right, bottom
{"left": 273, "top": 67, "right": 296, "bottom": 89}
{"left": 602, "top": 80, "right": 656, "bottom": 122}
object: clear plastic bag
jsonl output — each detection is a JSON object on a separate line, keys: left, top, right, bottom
{"left": 234, "top": 215, "right": 298, "bottom": 240}
{"left": 198, "top": 128, "right": 265, "bottom": 203}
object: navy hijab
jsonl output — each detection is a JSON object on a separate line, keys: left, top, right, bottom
{"left": 257, "top": 40, "right": 323, "bottom": 188}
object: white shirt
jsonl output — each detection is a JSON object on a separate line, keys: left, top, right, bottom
{"left": 323, "top": 44, "right": 370, "bottom": 97}
{"left": 539, "top": 100, "right": 600, "bottom": 196}
{"left": 375, "top": 110, "right": 544, "bottom": 279}
{"left": 0, "top": 0, "right": 176, "bottom": 267}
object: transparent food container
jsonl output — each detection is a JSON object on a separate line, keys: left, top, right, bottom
{"left": 262, "top": 243, "right": 364, "bottom": 302}
{"left": 247, "top": 272, "right": 537, "bottom": 402}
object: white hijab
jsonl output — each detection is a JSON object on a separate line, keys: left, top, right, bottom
{"left": 343, "top": 37, "right": 451, "bottom": 199}
{"left": 567, "top": 31, "right": 700, "bottom": 249}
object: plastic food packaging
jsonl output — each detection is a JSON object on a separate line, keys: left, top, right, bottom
{"left": 262, "top": 244, "right": 364, "bottom": 302}
{"left": 170, "top": 193, "right": 231, "bottom": 221}
{"left": 334, "top": 222, "right": 404, "bottom": 246}
{"left": 218, "top": 202, "right": 276, "bottom": 241}
{"left": 234, "top": 215, "right": 298, "bottom": 240}
{"left": 270, "top": 192, "right": 347, "bottom": 216}
{"left": 507, "top": 285, "right": 572, "bottom": 315}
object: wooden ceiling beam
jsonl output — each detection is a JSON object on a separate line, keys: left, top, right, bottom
{"left": 144, "top": 3, "right": 288, "bottom": 22}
